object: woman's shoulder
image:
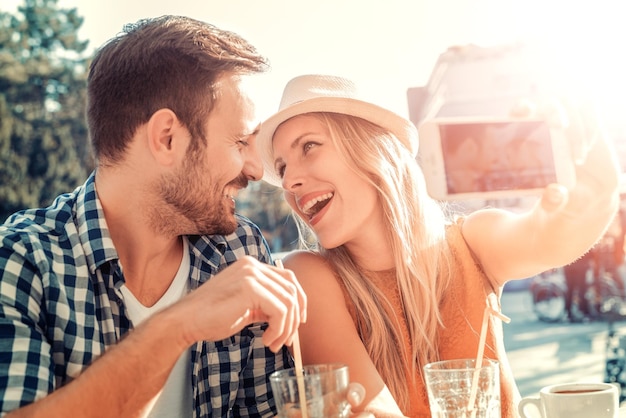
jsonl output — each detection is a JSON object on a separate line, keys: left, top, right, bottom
{"left": 282, "top": 250, "right": 332, "bottom": 270}
{"left": 444, "top": 217, "right": 467, "bottom": 252}
{"left": 445, "top": 216, "right": 496, "bottom": 292}
{"left": 280, "top": 250, "right": 341, "bottom": 291}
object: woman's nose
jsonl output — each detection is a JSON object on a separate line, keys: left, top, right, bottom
{"left": 281, "top": 165, "right": 303, "bottom": 191}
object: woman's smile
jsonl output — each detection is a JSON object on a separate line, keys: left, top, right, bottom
{"left": 273, "top": 114, "right": 385, "bottom": 250}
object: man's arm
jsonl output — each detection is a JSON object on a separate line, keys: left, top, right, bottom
{"left": 6, "top": 308, "right": 187, "bottom": 418}
{"left": 4, "top": 256, "right": 305, "bottom": 417}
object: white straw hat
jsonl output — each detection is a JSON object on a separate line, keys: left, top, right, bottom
{"left": 258, "top": 74, "right": 419, "bottom": 187}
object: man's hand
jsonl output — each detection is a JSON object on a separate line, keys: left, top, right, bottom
{"left": 176, "top": 256, "right": 307, "bottom": 352}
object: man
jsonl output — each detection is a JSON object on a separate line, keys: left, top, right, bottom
{"left": 0, "top": 16, "right": 307, "bottom": 417}
{"left": 563, "top": 251, "right": 593, "bottom": 321}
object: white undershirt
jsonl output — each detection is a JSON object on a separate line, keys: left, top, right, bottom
{"left": 120, "top": 238, "right": 193, "bottom": 418}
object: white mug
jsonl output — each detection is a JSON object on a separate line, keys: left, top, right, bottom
{"left": 518, "top": 382, "right": 619, "bottom": 418}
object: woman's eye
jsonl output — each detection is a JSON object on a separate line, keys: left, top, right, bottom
{"left": 303, "top": 142, "right": 318, "bottom": 153}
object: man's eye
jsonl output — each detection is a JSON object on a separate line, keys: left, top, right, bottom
{"left": 238, "top": 140, "right": 249, "bottom": 147}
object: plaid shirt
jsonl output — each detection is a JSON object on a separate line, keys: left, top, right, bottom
{"left": 0, "top": 172, "right": 293, "bottom": 417}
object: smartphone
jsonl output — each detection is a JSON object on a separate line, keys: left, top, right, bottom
{"left": 417, "top": 117, "right": 576, "bottom": 201}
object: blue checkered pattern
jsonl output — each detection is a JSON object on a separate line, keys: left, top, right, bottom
{"left": 0, "top": 172, "right": 293, "bottom": 417}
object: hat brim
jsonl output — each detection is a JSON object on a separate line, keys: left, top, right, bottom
{"left": 258, "top": 97, "right": 419, "bottom": 187}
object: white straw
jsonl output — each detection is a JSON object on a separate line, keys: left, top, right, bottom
{"left": 488, "top": 306, "right": 511, "bottom": 324}
{"left": 467, "top": 307, "right": 490, "bottom": 416}
{"left": 275, "top": 259, "right": 308, "bottom": 418}
{"left": 467, "top": 299, "right": 511, "bottom": 416}
{"left": 291, "top": 330, "right": 308, "bottom": 418}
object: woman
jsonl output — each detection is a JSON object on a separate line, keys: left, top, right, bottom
{"left": 258, "top": 74, "right": 620, "bottom": 417}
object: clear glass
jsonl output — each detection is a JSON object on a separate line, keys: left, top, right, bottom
{"left": 424, "top": 358, "right": 501, "bottom": 418}
{"left": 270, "top": 363, "right": 350, "bottom": 418}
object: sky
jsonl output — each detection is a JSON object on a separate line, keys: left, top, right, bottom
{"left": 4, "top": 0, "right": 625, "bottom": 121}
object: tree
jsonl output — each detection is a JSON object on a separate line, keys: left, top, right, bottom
{"left": 0, "top": 0, "right": 92, "bottom": 222}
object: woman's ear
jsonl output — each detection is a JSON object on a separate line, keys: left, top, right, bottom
{"left": 146, "top": 109, "right": 188, "bottom": 166}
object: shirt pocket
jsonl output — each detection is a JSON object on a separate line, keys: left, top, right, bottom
{"left": 206, "top": 333, "right": 253, "bottom": 408}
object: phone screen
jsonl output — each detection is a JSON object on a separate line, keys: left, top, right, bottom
{"left": 438, "top": 120, "right": 557, "bottom": 194}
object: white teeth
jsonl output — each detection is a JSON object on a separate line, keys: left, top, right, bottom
{"left": 301, "top": 193, "right": 333, "bottom": 214}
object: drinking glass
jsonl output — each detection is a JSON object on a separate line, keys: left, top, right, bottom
{"left": 424, "top": 358, "right": 500, "bottom": 418}
{"left": 270, "top": 363, "right": 350, "bottom": 418}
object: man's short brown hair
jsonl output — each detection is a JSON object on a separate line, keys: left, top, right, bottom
{"left": 87, "top": 15, "right": 269, "bottom": 164}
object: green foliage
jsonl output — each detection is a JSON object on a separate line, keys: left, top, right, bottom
{"left": 0, "top": 0, "right": 92, "bottom": 222}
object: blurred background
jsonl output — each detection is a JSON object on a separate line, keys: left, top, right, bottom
{"left": 1, "top": 0, "right": 625, "bottom": 252}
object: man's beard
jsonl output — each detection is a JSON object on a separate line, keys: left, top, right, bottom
{"left": 155, "top": 156, "right": 248, "bottom": 237}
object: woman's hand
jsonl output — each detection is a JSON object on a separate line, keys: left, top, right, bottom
{"left": 464, "top": 95, "right": 621, "bottom": 284}
{"left": 511, "top": 96, "right": 620, "bottom": 216}
{"left": 346, "top": 382, "right": 375, "bottom": 417}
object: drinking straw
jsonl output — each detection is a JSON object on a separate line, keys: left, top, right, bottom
{"left": 275, "top": 259, "right": 309, "bottom": 418}
{"left": 467, "top": 298, "right": 511, "bottom": 417}
{"left": 291, "top": 329, "right": 309, "bottom": 418}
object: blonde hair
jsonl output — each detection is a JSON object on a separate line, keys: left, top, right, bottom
{"left": 290, "top": 112, "right": 454, "bottom": 410}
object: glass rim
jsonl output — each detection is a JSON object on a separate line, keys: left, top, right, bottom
{"left": 423, "top": 358, "right": 499, "bottom": 372}
{"left": 269, "top": 362, "right": 348, "bottom": 381}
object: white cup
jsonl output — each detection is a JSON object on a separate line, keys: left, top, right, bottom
{"left": 518, "top": 382, "right": 619, "bottom": 418}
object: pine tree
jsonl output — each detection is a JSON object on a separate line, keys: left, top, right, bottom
{"left": 0, "top": 0, "right": 92, "bottom": 222}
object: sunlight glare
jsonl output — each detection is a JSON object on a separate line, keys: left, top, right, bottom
{"left": 507, "top": 0, "right": 624, "bottom": 117}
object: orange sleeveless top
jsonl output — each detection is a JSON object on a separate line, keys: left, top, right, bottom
{"left": 343, "top": 220, "right": 520, "bottom": 418}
